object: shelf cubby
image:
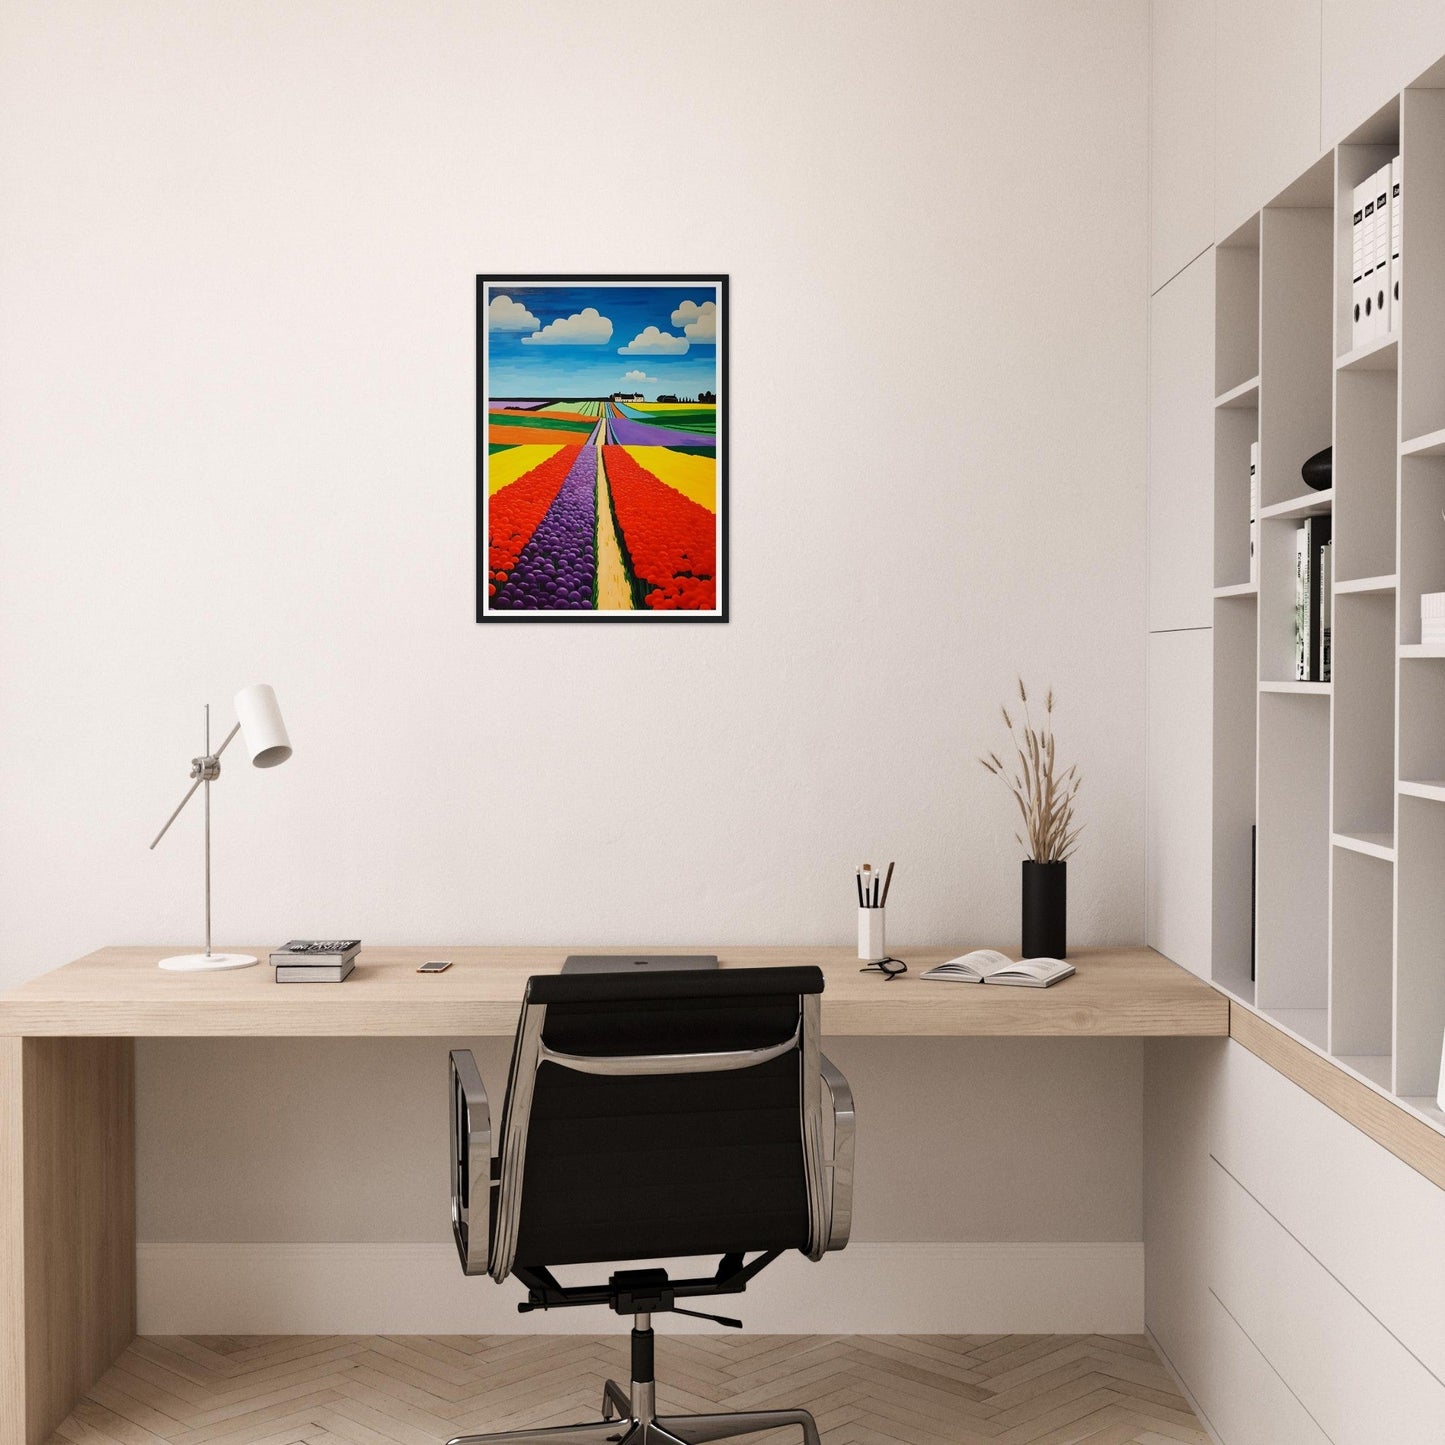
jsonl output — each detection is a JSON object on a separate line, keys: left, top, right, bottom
{"left": 1255, "top": 692, "right": 1330, "bottom": 1019}
{"left": 1331, "top": 591, "right": 1396, "bottom": 837}
{"left": 1214, "top": 403, "right": 1257, "bottom": 589}
{"left": 1335, "top": 115, "right": 1399, "bottom": 363}
{"left": 1398, "top": 455, "right": 1445, "bottom": 644}
{"left": 1329, "top": 847, "right": 1393, "bottom": 1066}
{"left": 1259, "top": 179, "right": 1333, "bottom": 511}
{"left": 1211, "top": 593, "right": 1258, "bottom": 1004}
{"left": 1398, "top": 653, "right": 1445, "bottom": 783}
{"left": 1216, "top": 215, "right": 1260, "bottom": 398}
{"left": 1334, "top": 370, "right": 1397, "bottom": 581}
{"left": 1396, "top": 796, "right": 1445, "bottom": 1100}
{"left": 1400, "top": 85, "right": 1445, "bottom": 442}
{"left": 1257, "top": 506, "right": 1331, "bottom": 686}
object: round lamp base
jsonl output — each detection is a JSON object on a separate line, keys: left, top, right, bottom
{"left": 158, "top": 952, "right": 258, "bottom": 972}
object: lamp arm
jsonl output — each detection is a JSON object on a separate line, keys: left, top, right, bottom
{"left": 149, "top": 778, "right": 203, "bottom": 850}
{"left": 212, "top": 721, "right": 242, "bottom": 759}
{"left": 147, "top": 722, "right": 241, "bottom": 850}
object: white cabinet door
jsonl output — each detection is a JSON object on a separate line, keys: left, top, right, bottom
{"left": 1215, "top": 0, "right": 1322, "bottom": 236}
{"left": 1149, "top": 252, "right": 1215, "bottom": 631}
{"left": 1147, "top": 629, "right": 1213, "bottom": 977}
{"left": 1151, "top": 0, "right": 1216, "bottom": 291}
{"left": 1322, "top": 0, "right": 1445, "bottom": 144}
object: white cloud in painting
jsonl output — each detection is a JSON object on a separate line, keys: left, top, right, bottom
{"left": 488, "top": 294, "right": 539, "bottom": 331}
{"left": 618, "top": 326, "right": 689, "bottom": 355}
{"left": 521, "top": 307, "right": 614, "bottom": 345}
{"left": 670, "top": 298, "right": 717, "bottom": 343}
{"left": 623, "top": 369, "right": 659, "bottom": 383}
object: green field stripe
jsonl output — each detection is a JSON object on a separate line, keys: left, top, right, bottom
{"left": 488, "top": 442, "right": 516, "bottom": 455}
{"left": 662, "top": 444, "right": 717, "bottom": 457}
{"left": 489, "top": 411, "right": 596, "bottom": 434}
{"left": 634, "top": 415, "right": 716, "bottom": 436}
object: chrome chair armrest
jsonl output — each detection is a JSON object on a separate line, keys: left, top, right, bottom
{"left": 819, "top": 1053, "right": 855, "bottom": 1251}
{"left": 449, "top": 1049, "right": 493, "bottom": 1276}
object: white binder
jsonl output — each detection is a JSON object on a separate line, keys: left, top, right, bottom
{"left": 1390, "top": 155, "right": 1402, "bottom": 333}
{"left": 1351, "top": 179, "right": 1368, "bottom": 349}
{"left": 1372, "top": 165, "right": 1391, "bottom": 341}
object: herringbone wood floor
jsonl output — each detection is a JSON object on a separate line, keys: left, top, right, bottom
{"left": 49, "top": 1334, "right": 1209, "bottom": 1445}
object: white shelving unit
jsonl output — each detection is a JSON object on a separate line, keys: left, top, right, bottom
{"left": 1212, "top": 80, "right": 1445, "bottom": 1138}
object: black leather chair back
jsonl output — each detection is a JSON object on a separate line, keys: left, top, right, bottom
{"left": 501, "top": 966, "right": 824, "bottom": 1269}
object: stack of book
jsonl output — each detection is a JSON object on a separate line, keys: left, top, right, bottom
{"left": 270, "top": 939, "right": 361, "bottom": 983}
{"left": 1294, "top": 517, "right": 1332, "bottom": 682}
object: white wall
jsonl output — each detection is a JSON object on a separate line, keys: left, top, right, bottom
{"left": 0, "top": 0, "right": 1151, "bottom": 1319}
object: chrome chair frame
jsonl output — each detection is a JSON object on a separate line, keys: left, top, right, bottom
{"left": 446, "top": 985, "right": 855, "bottom": 1445}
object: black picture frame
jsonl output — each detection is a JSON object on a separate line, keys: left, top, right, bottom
{"left": 476, "top": 274, "right": 729, "bottom": 623}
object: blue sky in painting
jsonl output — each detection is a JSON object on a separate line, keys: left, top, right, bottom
{"left": 485, "top": 282, "right": 719, "bottom": 400}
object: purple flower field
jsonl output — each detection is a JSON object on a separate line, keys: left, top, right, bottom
{"left": 490, "top": 447, "right": 597, "bottom": 610}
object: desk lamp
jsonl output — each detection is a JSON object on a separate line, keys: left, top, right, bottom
{"left": 149, "top": 683, "right": 292, "bottom": 971}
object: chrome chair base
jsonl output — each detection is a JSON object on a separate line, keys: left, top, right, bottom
{"left": 446, "top": 1377, "right": 821, "bottom": 1445}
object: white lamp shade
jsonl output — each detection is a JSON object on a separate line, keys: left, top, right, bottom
{"left": 233, "top": 684, "right": 292, "bottom": 768}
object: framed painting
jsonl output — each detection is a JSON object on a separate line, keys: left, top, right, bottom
{"left": 477, "top": 274, "right": 728, "bottom": 622}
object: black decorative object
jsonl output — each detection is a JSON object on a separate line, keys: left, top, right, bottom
{"left": 1021, "top": 860, "right": 1067, "bottom": 959}
{"left": 1302, "top": 445, "right": 1332, "bottom": 491}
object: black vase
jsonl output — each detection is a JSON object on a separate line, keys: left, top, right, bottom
{"left": 1021, "top": 860, "right": 1067, "bottom": 959}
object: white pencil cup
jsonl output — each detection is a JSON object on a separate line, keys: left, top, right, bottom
{"left": 858, "top": 907, "right": 886, "bottom": 963}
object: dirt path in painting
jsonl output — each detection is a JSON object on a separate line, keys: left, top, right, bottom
{"left": 594, "top": 443, "right": 633, "bottom": 610}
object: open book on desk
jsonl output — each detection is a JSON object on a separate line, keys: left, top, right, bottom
{"left": 920, "top": 950, "right": 1075, "bottom": 988}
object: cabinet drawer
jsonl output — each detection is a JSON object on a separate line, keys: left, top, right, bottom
{"left": 1195, "top": 1288, "right": 1329, "bottom": 1445}
{"left": 1217, "top": 1041, "right": 1445, "bottom": 1379}
{"left": 1209, "top": 1158, "right": 1445, "bottom": 1443}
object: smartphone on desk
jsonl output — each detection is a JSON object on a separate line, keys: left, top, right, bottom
{"left": 417, "top": 959, "right": 453, "bottom": 973}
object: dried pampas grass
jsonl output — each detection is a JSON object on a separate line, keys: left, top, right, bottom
{"left": 979, "top": 678, "right": 1083, "bottom": 863}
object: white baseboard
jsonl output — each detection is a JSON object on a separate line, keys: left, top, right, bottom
{"left": 137, "top": 1241, "right": 1143, "bottom": 1335}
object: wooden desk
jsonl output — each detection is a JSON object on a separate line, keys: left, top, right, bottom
{"left": 0, "top": 944, "right": 1223, "bottom": 1445}
{"left": 0, "top": 943, "right": 1225, "bottom": 1038}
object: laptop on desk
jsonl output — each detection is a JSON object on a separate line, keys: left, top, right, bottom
{"left": 561, "top": 954, "right": 719, "bottom": 974}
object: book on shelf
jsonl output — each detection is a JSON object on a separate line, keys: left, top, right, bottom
{"left": 1295, "top": 526, "right": 1309, "bottom": 679}
{"left": 276, "top": 958, "right": 355, "bottom": 983}
{"left": 1249, "top": 441, "right": 1259, "bottom": 585}
{"left": 269, "top": 939, "right": 361, "bottom": 966}
{"left": 920, "top": 950, "right": 1074, "bottom": 988}
{"left": 1320, "top": 539, "right": 1332, "bottom": 682}
{"left": 1293, "top": 516, "right": 1332, "bottom": 681}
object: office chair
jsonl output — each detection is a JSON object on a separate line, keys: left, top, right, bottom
{"left": 446, "top": 965, "right": 854, "bottom": 1445}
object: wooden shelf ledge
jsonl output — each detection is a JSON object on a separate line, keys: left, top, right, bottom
{"left": 1230, "top": 1003, "right": 1445, "bottom": 1190}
